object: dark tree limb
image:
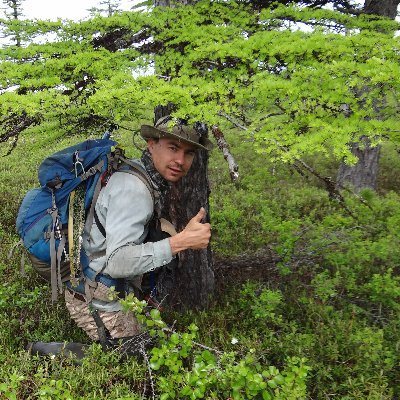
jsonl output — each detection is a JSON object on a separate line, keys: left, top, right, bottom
{"left": 0, "top": 112, "right": 39, "bottom": 155}
{"left": 335, "top": 6, "right": 364, "bottom": 15}
{"left": 92, "top": 27, "right": 158, "bottom": 53}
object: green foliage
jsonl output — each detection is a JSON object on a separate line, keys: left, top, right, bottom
{"left": 206, "top": 135, "right": 400, "bottom": 398}
{"left": 0, "top": 343, "right": 147, "bottom": 400}
{"left": 0, "top": 372, "right": 24, "bottom": 400}
{"left": 238, "top": 283, "right": 283, "bottom": 325}
{"left": 2, "top": 1, "right": 400, "bottom": 163}
{"left": 120, "top": 294, "right": 311, "bottom": 399}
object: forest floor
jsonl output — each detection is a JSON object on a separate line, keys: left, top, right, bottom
{"left": 213, "top": 249, "right": 280, "bottom": 292}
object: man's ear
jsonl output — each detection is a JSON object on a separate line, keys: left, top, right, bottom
{"left": 147, "top": 138, "right": 156, "bottom": 153}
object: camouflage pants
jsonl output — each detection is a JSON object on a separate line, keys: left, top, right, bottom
{"left": 64, "top": 282, "right": 142, "bottom": 341}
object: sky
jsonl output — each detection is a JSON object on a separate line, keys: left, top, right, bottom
{"left": 6, "top": 0, "right": 368, "bottom": 21}
{"left": 19, "top": 0, "right": 136, "bottom": 20}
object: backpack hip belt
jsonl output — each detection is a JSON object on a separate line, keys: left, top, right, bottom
{"left": 66, "top": 249, "right": 126, "bottom": 301}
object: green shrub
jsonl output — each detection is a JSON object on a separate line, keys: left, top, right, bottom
{"left": 119, "top": 294, "right": 311, "bottom": 400}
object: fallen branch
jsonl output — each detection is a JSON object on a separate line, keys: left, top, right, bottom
{"left": 140, "top": 345, "right": 156, "bottom": 400}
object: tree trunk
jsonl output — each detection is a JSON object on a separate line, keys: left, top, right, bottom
{"left": 337, "top": 139, "right": 381, "bottom": 191}
{"left": 164, "top": 147, "right": 214, "bottom": 310}
{"left": 336, "top": 0, "right": 399, "bottom": 192}
{"left": 363, "top": 0, "right": 400, "bottom": 19}
{"left": 154, "top": 104, "right": 214, "bottom": 310}
{"left": 151, "top": 0, "right": 214, "bottom": 310}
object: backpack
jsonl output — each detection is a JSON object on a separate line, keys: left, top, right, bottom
{"left": 15, "top": 138, "right": 152, "bottom": 302}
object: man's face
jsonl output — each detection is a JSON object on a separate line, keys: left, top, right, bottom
{"left": 147, "top": 137, "right": 196, "bottom": 182}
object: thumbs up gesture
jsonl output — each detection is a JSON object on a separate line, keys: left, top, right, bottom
{"left": 169, "top": 208, "right": 211, "bottom": 255}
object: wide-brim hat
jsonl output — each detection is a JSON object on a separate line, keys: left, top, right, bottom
{"left": 141, "top": 116, "right": 213, "bottom": 151}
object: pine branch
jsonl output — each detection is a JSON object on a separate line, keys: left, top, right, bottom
{"left": 335, "top": 6, "right": 364, "bottom": 16}
{"left": 0, "top": 112, "right": 39, "bottom": 155}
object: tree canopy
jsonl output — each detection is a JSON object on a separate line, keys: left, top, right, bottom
{"left": 1, "top": 1, "right": 399, "bottom": 166}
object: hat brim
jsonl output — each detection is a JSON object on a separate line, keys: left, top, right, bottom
{"left": 141, "top": 125, "right": 213, "bottom": 151}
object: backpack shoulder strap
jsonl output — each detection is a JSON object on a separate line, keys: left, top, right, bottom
{"left": 83, "top": 153, "right": 113, "bottom": 238}
{"left": 117, "top": 159, "right": 155, "bottom": 205}
{"left": 90, "top": 156, "right": 157, "bottom": 239}
{"left": 93, "top": 208, "right": 106, "bottom": 238}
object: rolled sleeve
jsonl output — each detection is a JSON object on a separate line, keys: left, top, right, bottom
{"left": 106, "top": 237, "right": 173, "bottom": 279}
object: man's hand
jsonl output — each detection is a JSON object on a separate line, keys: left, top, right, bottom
{"left": 169, "top": 207, "right": 211, "bottom": 255}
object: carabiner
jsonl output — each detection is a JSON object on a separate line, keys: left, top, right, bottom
{"left": 74, "top": 151, "right": 85, "bottom": 177}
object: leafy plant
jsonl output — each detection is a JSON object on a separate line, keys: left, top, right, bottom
{"left": 120, "top": 294, "right": 311, "bottom": 399}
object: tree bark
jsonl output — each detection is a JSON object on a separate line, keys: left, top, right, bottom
{"left": 154, "top": 104, "right": 214, "bottom": 310}
{"left": 164, "top": 148, "right": 214, "bottom": 309}
{"left": 363, "top": 0, "right": 400, "bottom": 19}
{"left": 337, "top": 138, "right": 381, "bottom": 191}
{"left": 336, "top": 0, "right": 399, "bottom": 192}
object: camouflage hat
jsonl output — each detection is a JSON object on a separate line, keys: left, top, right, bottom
{"left": 141, "top": 116, "right": 213, "bottom": 151}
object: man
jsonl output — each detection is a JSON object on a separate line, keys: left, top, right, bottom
{"left": 64, "top": 116, "right": 213, "bottom": 341}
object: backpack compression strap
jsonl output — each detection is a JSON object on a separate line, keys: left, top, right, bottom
{"left": 48, "top": 201, "right": 66, "bottom": 303}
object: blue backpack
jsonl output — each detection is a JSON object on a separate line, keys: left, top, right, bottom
{"left": 16, "top": 138, "right": 124, "bottom": 302}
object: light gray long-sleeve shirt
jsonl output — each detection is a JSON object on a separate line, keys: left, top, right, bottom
{"left": 82, "top": 168, "right": 173, "bottom": 280}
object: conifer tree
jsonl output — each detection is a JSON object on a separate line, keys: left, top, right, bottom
{"left": 89, "top": 0, "right": 122, "bottom": 17}
{"left": 1, "top": 0, "right": 24, "bottom": 46}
